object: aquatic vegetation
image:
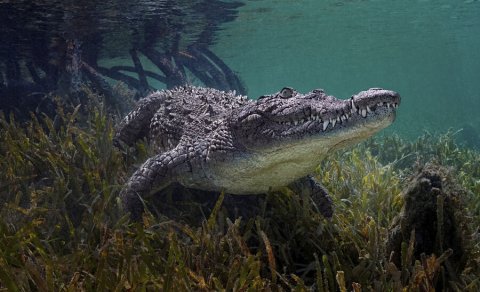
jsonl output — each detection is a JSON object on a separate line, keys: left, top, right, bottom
{"left": 0, "top": 93, "right": 479, "bottom": 290}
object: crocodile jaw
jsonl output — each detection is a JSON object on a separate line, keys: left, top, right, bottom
{"left": 212, "top": 88, "right": 400, "bottom": 194}
{"left": 234, "top": 88, "right": 399, "bottom": 152}
{"left": 214, "top": 112, "right": 394, "bottom": 194}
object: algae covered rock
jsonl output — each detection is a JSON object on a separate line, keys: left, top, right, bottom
{"left": 387, "top": 162, "right": 474, "bottom": 287}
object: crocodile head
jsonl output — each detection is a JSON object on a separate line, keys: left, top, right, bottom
{"left": 232, "top": 87, "right": 400, "bottom": 158}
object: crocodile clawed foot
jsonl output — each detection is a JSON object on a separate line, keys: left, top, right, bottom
{"left": 121, "top": 189, "right": 145, "bottom": 222}
{"left": 289, "top": 175, "right": 334, "bottom": 219}
{"left": 307, "top": 176, "right": 334, "bottom": 219}
{"left": 311, "top": 187, "right": 334, "bottom": 219}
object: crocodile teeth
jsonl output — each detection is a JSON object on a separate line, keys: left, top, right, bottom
{"left": 294, "top": 120, "right": 298, "bottom": 126}
{"left": 331, "top": 119, "right": 336, "bottom": 128}
{"left": 366, "top": 106, "right": 372, "bottom": 113}
{"left": 336, "top": 116, "right": 341, "bottom": 123}
{"left": 387, "top": 103, "right": 391, "bottom": 109}
{"left": 323, "top": 120, "right": 329, "bottom": 131}
{"left": 361, "top": 109, "right": 367, "bottom": 117}
{"left": 350, "top": 98, "right": 357, "bottom": 112}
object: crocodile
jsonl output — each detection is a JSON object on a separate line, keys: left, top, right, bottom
{"left": 115, "top": 86, "right": 400, "bottom": 221}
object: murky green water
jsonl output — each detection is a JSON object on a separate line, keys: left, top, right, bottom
{"left": 214, "top": 0, "right": 480, "bottom": 139}
{"left": 1, "top": 3, "right": 480, "bottom": 289}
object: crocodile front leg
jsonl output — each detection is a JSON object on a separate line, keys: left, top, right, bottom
{"left": 121, "top": 148, "right": 188, "bottom": 221}
{"left": 289, "top": 175, "right": 334, "bottom": 218}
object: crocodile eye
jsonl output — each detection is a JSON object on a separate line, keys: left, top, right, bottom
{"left": 279, "top": 87, "right": 294, "bottom": 99}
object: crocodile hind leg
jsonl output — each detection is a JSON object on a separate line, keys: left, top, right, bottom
{"left": 289, "top": 175, "right": 334, "bottom": 218}
{"left": 121, "top": 149, "right": 187, "bottom": 221}
{"left": 114, "top": 91, "right": 167, "bottom": 147}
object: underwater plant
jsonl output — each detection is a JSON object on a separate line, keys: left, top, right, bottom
{"left": 0, "top": 90, "right": 479, "bottom": 290}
